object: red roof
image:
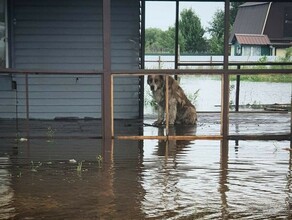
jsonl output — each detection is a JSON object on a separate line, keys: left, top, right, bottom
{"left": 235, "top": 34, "right": 271, "bottom": 45}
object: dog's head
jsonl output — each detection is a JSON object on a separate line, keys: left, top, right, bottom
{"left": 147, "top": 75, "right": 164, "bottom": 92}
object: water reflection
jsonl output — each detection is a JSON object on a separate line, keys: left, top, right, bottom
{"left": 0, "top": 137, "right": 291, "bottom": 219}
{"left": 0, "top": 156, "right": 15, "bottom": 219}
{"left": 156, "top": 125, "right": 197, "bottom": 156}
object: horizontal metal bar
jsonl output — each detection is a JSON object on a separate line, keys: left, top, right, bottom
{"left": 229, "top": 134, "right": 291, "bottom": 141}
{"left": 178, "top": 62, "right": 292, "bottom": 66}
{"left": 0, "top": 136, "right": 103, "bottom": 139}
{"left": 227, "top": 69, "right": 292, "bottom": 75}
{"left": 113, "top": 69, "right": 223, "bottom": 75}
{"left": 0, "top": 67, "right": 291, "bottom": 76}
{"left": 0, "top": 134, "right": 289, "bottom": 141}
{"left": 117, "top": 134, "right": 291, "bottom": 141}
{"left": 116, "top": 135, "right": 223, "bottom": 140}
{"left": 112, "top": 68, "right": 292, "bottom": 75}
{"left": 0, "top": 68, "right": 103, "bottom": 75}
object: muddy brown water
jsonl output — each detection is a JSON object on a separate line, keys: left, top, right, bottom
{"left": 0, "top": 138, "right": 291, "bottom": 219}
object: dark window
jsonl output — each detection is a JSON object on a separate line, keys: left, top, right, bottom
{"left": 284, "top": 7, "right": 292, "bottom": 37}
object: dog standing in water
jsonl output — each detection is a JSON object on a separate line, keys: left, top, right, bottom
{"left": 147, "top": 75, "right": 197, "bottom": 125}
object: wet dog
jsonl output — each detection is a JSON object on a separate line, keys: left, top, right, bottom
{"left": 147, "top": 75, "right": 197, "bottom": 125}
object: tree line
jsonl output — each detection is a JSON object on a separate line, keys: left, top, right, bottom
{"left": 145, "top": 2, "right": 242, "bottom": 55}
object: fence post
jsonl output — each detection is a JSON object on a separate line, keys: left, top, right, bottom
{"left": 235, "top": 65, "right": 241, "bottom": 112}
{"left": 102, "top": 0, "right": 113, "bottom": 141}
{"left": 221, "top": 0, "right": 230, "bottom": 140}
{"left": 25, "top": 73, "right": 30, "bottom": 138}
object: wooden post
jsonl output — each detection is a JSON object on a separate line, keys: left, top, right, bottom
{"left": 221, "top": 0, "right": 230, "bottom": 140}
{"left": 174, "top": 0, "right": 179, "bottom": 80}
{"left": 165, "top": 75, "right": 169, "bottom": 136}
{"left": 25, "top": 73, "right": 30, "bottom": 138}
{"left": 235, "top": 65, "right": 241, "bottom": 112}
{"left": 219, "top": 139, "right": 229, "bottom": 218}
{"left": 102, "top": 0, "right": 113, "bottom": 141}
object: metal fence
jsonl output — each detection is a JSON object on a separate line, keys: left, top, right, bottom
{"left": 0, "top": 0, "right": 291, "bottom": 144}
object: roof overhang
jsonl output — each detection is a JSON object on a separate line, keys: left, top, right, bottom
{"left": 233, "top": 34, "right": 271, "bottom": 45}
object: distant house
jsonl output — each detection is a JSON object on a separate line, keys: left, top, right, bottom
{"left": 230, "top": 2, "right": 292, "bottom": 57}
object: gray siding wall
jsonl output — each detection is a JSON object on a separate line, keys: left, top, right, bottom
{"left": 1, "top": 0, "right": 141, "bottom": 119}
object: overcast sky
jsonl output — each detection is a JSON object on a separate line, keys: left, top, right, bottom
{"left": 145, "top": 1, "right": 224, "bottom": 33}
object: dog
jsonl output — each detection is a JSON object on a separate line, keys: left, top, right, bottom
{"left": 147, "top": 75, "right": 197, "bottom": 125}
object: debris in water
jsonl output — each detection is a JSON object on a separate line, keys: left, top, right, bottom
{"left": 69, "top": 159, "right": 77, "bottom": 163}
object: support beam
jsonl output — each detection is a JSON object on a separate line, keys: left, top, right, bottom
{"left": 25, "top": 73, "right": 30, "bottom": 138}
{"left": 102, "top": 0, "right": 113, "bottom": 140}
{"left": 235, "top": 65, "right": 241, "bottom": 112}
{"left": 174, "top": 0, "right": 179, "bottom": 79}
{"left": 221, "top": 0, "right": 230, "bottom": 140}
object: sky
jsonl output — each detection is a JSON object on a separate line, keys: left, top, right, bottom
{"left": 145, "top": 1, "right": 224, "bottom": 36}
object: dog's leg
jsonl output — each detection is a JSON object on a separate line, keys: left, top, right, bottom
{"left": 153, "top": 105, "right": 164, "bottom": 125}
{"left": 168, "top": 98, "right": 177, "bottom": 125}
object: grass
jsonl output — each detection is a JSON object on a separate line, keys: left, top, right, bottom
{"left": 76, "top": 161, "right": 83, "bottom": 172}
{"left": 96, "top": 155, "right": 103, "bottom": 168}
{"left": 46, "top": 126, "right": 56, "bottom": 143}
{"left": 230, "top": 74, "right": 292, "bottom": 83}
{"left": 31, "top": 161, "right": 42, "bottom": 172}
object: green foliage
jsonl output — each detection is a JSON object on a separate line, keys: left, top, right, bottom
{"left": 279, "top": 47, "right": 292, "bottom": 62}
{"left": 145, "top": 8, "right": 206, "bottom": 54}
{"left": 145, "top": 27, "right": 184, "bottom": 53}
{"left": 96, "top": 154, "right": 103, "bottom": 168}
{"left": 230, "top": 74, "right": 292, "bottom": 83}
{"left": 77, "top": 161, "right": 83, "bottom": 173}
{"left": 230, "top": 53, "right": 292, "bottom": 82}
{"left": 207, "top": 9, "right": 225, "bottom": 54}
{"left": 46, "top": 126, "right": 56, "bottom": 143}
{"left": 207, "top": 3, "right": 244, "bottom": 54}
{"left": 179, "top": 9, "right": 207, "bottom": 53}
{"left": 186, "top": 89, "right": 200, "bottom": 104}
{"left": 230, "top": 2, "right": 244, "bottom": 24}
{"left": 145, "top": 28, "right": 165, "bottom": 53}
{"left": 144, "top": 3, "right": 247, "bottom": 54}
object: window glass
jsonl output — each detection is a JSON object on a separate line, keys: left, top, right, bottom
{"left": 243, "top": 46, "right": 251, "bottom": 56}
{"left": 252, "top": 46, "right": 261, "bottom": 56}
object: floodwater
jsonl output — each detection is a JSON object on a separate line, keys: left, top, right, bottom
{"left": 0, "top": 138, "right": 292, "bottom": 219}
{"left": 144, "top": 76, "right": 291, "bottom": 113}
{"left": 1, "top": 71, "right": 291, "bottom": 219}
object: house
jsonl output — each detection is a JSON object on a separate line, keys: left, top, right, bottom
{"left": 231, "top": 34, "right": 272, "bottom": 56}
{"left": 230, "top": 2, "right": 292, "bottom": 57}
{"left": 0, "top": 0, "right": 143, "bottom": 120}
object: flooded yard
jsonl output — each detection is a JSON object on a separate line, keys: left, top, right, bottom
{"left": 144, "top": 76, "right": 291, "bottom": 113}
{"left": 0, "top": 74, "right": 291, "bottom": 219}
{"left": 0, "top": 138, "right": 291, "bottom": 219}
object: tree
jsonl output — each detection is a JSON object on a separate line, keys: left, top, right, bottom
{"left": 145, "top": 27, "right": 185, "bottom": 53}
{"left": 207, "top": 2, "right": 244, "bottom": 54}
{"left": 230, "top": 2, "right": 244, "bottom": 24}
{"left": 145, "top": 28, "right": 164, "bottom": 53}
{"left": 207, "top": 9, "right": 225, "bottom": 54}
{"left": 179, "top": 8, "right": 207, "bottom": 53}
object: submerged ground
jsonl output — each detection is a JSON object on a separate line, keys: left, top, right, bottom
{"left": 0, "top": 112, "right": 291, "bottom": 219}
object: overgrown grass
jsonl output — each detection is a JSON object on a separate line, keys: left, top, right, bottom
{"left": 230, "top": 74, "right": 292, "bottom": 83}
